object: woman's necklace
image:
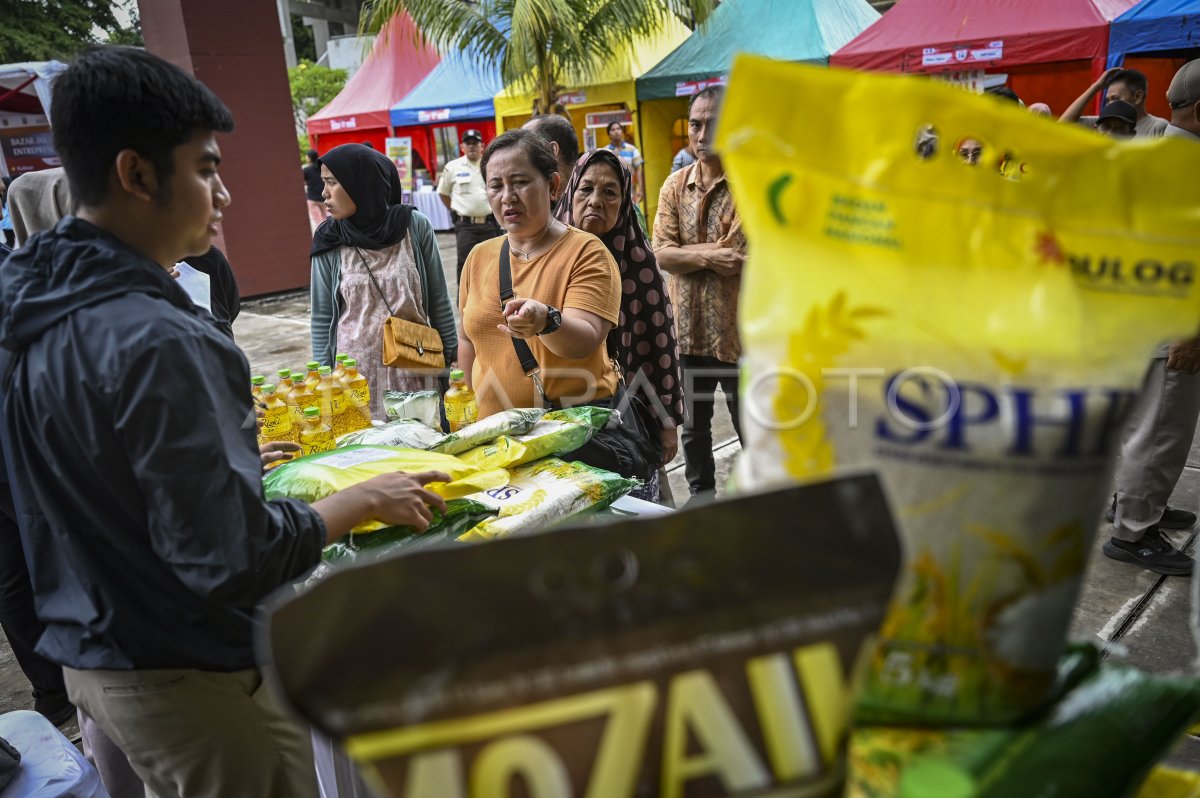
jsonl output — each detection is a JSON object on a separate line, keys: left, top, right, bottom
{"left": 510, "top": 221, "right": 558, "bottom": 261}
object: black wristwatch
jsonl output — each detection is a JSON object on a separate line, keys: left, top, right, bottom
{"left": 538, "top": 305, "right": 563, "bottom": 336}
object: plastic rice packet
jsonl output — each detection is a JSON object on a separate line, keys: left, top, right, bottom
{"left": 262, "top": 476, "right": 902, "bottom": 798}
{"left": 336, "top": 418, "right": 445, "bottom": 450}
{"left": 717, "top": 56, "right": 1200, "bottom": 725}
{"left": 459, "top": 458, "right": 637, "bottom": 541}
{"left": 383, "top": 390, "right": 441, "bottom": 428}
{"left": 262, "top": 445, "right": 508, "bottom": 533}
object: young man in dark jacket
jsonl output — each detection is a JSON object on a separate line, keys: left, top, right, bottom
{"left": 0, "top": 46, "right": 449, "bottom": 797}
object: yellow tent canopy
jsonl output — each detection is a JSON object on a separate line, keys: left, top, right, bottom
{"left": 493, "top": 19, "right": 690, "bottom": 211}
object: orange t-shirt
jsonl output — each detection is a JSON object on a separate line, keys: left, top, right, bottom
{"left": 460, "top": 227, "right": 621, "bottom": 417}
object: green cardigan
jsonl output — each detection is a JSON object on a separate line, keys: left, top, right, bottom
{"left": 309, "top": 211, "right": 457, "bottom": 369}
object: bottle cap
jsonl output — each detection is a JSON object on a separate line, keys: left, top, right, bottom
{"left": 277, "top": 369, "right": 291, "bottom": 378}
{"left": 261, "top": 384, "right": 276, "bottom": 394}
{"left": 307, "top": 361, "right": 320, "bottom": 370}
{"left": 346, "top": 358, "right": 357, "bottom": 367}
{"left": 304, "top": 407, "right": 321, "bottom": 417}
{"left": 319, "top": 366, "right": 332, "bottom": 375}
{"left": 336, "top": 353, "right": 350, "bottom": 362}
{"left": 251, "top": 375, "right": 265, "bottom": 385}
{"left": 449, "top": 368, "right": 464, "bottom": 381}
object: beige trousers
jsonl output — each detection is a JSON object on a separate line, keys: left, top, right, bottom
{"left": 64, "top": 667, "right": 317, "bottom": 798}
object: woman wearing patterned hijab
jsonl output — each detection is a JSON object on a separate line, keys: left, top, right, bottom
{"left": 558, "top": 148, "right": 685, "bottom": 502}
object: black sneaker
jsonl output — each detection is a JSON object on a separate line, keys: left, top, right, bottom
{"left": 1105, "top": 502, "right": 1197, "bottom": 530}
{"left": 32, "top": 690, "right": 75, "bottom": 727}
{"left": 1103, "top": 528, "right": 1194, "bottom": 575}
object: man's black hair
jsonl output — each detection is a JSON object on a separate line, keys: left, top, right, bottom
{"left": 524, "top": 114, "right": 580, "bottom": 169}
{"left": 51, "top": 46, "right": 233, "bottom": 208}
{"left": 1106, "top": 68, "right": 1149, "bottom": 98}
{"left": 307, "top": 149, "right": 319, "bottom": 163}
{"left": 986, "top": 86, "right": 1022, "bottom": 104}
{"left": 688, "top": 85, "right": 725, "bottom": 114}
{"left": 481, "top": 128, "right": 559, "bottom": 183}
{"left": 607, "top": 120, "right": 623, "bottom": 134}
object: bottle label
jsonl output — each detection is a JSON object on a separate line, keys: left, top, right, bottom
{"left": 262, "top": 407, "right": 292, "bottom": 437}
{"left": 349, "top": 387, "right": 370, "bottom": 407}
{"left": 302, "top": 437, "right": 335, "bottom": 456}
{"left": 320, "top": 397, "right": 344, "bottom": 415}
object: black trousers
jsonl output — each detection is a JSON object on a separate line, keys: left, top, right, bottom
{"left": 454, "top": 217, "right": 502, "bottom": 282}
{"left": 680, "top": 354, "right": 742, "bottom": 495}
{"left": 0, "top": 482, "right": 65, "bottom": 697}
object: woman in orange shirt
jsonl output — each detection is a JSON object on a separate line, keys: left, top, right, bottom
{"left": 458, "top": 129, "right": 659, "bottom": 480}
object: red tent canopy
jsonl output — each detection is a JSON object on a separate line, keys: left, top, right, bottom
{"left": 306, "top": 14, "right": 440, "bottom": 138}
{"left": 831, "top": 0, "right": 1138, "bottom": 74}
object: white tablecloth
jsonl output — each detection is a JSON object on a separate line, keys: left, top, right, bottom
{"left": 410, "top": 191, "right": 453, "bottom": 232}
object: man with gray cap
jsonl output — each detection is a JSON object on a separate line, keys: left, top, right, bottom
{"left": 1164, "top": 58, "right": 1200, "bottom": 140}
{"left": 1103, "top": 58, "right": 1200, "bottom": 576}
{"left": 438, "top": 128, "right": 500, "bottom": 281}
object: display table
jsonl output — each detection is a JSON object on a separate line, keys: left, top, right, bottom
{"left": 410, "top": 191, "right": 453, "bottom": 231}
{"left": 0, "top": 711, "right": 107, "bottom": 797}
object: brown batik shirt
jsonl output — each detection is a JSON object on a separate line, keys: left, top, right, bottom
{"left": 651, "top": 159, "right": 746, "bottom": 364}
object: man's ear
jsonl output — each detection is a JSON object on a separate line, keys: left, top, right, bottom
{"left": 1135, "top": 89, "right": 1146, "bottom": 107}
{"left": 113, "top": 149, "right": 162, "bottom": 203}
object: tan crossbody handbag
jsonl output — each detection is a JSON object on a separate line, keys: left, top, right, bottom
{"left": 355, "top": 247, "right": 445, "bottom": 370}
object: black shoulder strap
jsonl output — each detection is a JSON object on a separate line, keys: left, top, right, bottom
{"left": 498, "top": 240, "right": 541, "bottom": 380}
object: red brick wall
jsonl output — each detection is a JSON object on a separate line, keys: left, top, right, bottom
{"left": 140, "top": 0, "right": 312, "bottom": 297}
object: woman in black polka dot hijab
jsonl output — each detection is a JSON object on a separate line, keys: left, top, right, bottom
{"left": 558, "top": 148, "right": 685, "bottom": 484}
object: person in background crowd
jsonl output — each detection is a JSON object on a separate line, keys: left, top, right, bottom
{"left": 0, "top": 45, "right": 451, "bottom": 797}
{"left": 1103, "top": 59, "right": 1200, "bottom": 577}
{"left": 1164, "top": 58, "right": 1200, "bottom": 141}
{"left": 438, "top": 129, "right": 501, "bottom": 283}
{"left": 986, "top": 85, "right": 1023, "bottom": 105}
{"left": 604, "top": 121, "right": 644, "bottom": 203}
{"left": 1095, "top": 100, "right": 1138, "bottom": 138}
{"left": 956, "top": 137, "right": 984, "bottom": 165}
{"left": 7, "top": 169, "right": 71, "bottom": 247}
{"left": 1060, "top": 67, "right": 1169, "bottom": 138}
{"left": 1028, "top": 102, "right": 1053, "bottom": 117}
{"left": 652, "top": 85, "right": 745, "bottom": 499}
{"left": 0, "top": 177, "right": 13, "bottom": 248}
{"left": 523, "top": 113, "right": 580, "bottom": 213}
{"left": 671, "top": 143, "right": 696, "bottom": 173}
{"left": 302, "top": 148, "right": 326, "bottom": 233}
{"left": 311, "top": 143, "right": 457, "bottom": 416}
{"left": 558, "top": 148, "right": 685, "bottom": 504}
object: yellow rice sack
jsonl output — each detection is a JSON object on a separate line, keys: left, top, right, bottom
{"left": 718, "top": 55, "right": 1200, "bottom": 725}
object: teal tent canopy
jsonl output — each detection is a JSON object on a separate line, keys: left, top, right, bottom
{"left": 636, "top": 0, "right": 879, "bottom": 101}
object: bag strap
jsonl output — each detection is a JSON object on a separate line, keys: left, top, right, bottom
{"left": 355, "top": 247, "right": 397, "bottom": 317}
{"left": 498, "top": 239, "right": 545, "bottom": 402}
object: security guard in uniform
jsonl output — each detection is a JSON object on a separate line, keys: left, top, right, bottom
{"left": 437, "top": 129, "right": 501, "bottom": 282}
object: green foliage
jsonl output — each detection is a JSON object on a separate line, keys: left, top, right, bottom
{"left": 106, "top": 3, "right": 143, "bottom": 47}
{"left": 359, "top": 0, "right": 716, "bottom": 113}
{"left": 0, "top": 0, "right": 131, "bottom": 62}
{"left": 288, "top": 60, "right": 348, "bottom": 132}
{"left": 291, "top": 15, "right": 318, "bottom": 63}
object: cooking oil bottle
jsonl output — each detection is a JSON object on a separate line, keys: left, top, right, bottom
{"left": 298, "top": 406, "right": 335, "bottom": 456}
{"left": 341, "top": 358, "right": 372, "bottom": 426}
{"left": 332, "top": 353, "right": 350, "bottom": 382}
{"left": 317, "top": 366, "right": 355, "bottom": 436}
{"left": 276, "top": 369, "right": 295, "bottom": 399}
{"left": 257, "top": 384, "right": 295, "bottom": 447}
{"left": 289, "top": 376, "right": 319, "bottom": 424}
{"left": 251, "top": 375, "right": 266, "bottom": 400}
{"left": 444, "top": 369, "right": 478, "bottom": 432}
{"left": 304, "top": 361, "right": 322, "bottom": 390}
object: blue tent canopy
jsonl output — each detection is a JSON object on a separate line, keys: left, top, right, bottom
{"left": 390, "top": 53, "right": 502, "bottom": 126}
{"left": 1108, "top": 0, "right": 1200, "bottom": 67}
{"left": 637, "top": 0, "right": 878, "bottom": 101}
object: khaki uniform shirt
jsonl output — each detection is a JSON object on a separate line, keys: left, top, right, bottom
{"left": 437, "top": 155, "right": 490, "bottom": 218}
